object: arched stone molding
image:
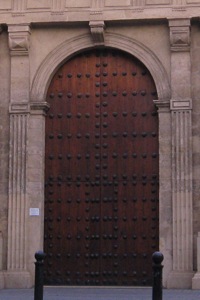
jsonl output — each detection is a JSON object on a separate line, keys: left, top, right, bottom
{"left": 105, "top": 33, "right": 171, "bottom": 102}
{"left": 30, "top": 32, "right": 170, "bottom": 103}
{"left": 29, "top": 31, "right": 171, "bottom": 287}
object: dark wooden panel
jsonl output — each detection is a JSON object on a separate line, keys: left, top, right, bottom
{"left": 44, "top": 49, "right": 159, "bottom": 286}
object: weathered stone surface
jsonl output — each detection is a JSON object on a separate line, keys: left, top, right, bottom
{"left": 0, "top": 0, "right": 200, "bottom": 290}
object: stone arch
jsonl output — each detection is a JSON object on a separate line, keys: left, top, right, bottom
{"left": 29, "top": 30, "right": 172, "bottom": 286}
{"left": 30, "top": 32, "right": 170, "bottom": 102}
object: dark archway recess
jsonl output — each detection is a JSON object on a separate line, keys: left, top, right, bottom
{"left": 44, "top": 48, "right": 159, "bottom": 286}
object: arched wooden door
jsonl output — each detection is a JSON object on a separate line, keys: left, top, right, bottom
{"left": 44, "top": 48, "right": 159, "bottom": 286}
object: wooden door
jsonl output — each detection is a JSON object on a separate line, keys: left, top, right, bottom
{"left": 44, "top": 49, "right": 159, "bottom": 286}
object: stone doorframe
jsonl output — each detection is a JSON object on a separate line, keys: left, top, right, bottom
{"left": 1, "top": 20, "right": 195, "bottom": 289}
{"left": 31, "top": 32, "right": 173, "bottom": 287}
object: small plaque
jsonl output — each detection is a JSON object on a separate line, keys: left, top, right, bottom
{"left": 29, "top": 208, "right": 40, "bottom": 216}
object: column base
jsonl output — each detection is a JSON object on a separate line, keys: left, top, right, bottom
{"left": 167, "top": 271, "right": 194, "bottom": 289}
{"left": 2, "top": 271, "right": 32, "bottom": 288}
{"left": 192, "top": 273, "right": 200, "bottom": 289}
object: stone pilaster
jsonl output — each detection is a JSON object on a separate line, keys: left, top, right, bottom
{"left": 167, "top": 18, "right": 194, "bottom": 289}
{"left": 26, "top": 101, "right": 49, "bottom": 282}
{"left": 153, "top": 99, "right": 172, "bottom": 287}
{"left": 8, "top": 103, "right": 29, "bottom": 271}
{"left": 4, "top": 24, "right": 32, "bottom": 288}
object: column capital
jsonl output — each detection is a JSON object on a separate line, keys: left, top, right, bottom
{"left": 30, "top": 101, "right": 50, "bottom": 115}
{"left": 154, "top": 99, "right": 170, "bottom": 113}
{"left": 170, "top": 98, "right": 192, "bottom": 111}
{"left": 9, "top": 102, "right": 30, "bottom": 114}
{"left": 8, "top": 23, "right": 31, "bottom": 56}
{"left": 168, "top": 18, "right": 191, "bottom": 52}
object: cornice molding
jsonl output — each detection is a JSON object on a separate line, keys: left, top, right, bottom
{"left": 0, "top": 2, "right": 198, "bottom": 24}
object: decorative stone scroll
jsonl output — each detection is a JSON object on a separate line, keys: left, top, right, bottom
{"left": 89, "top": 20, "right": 105, "bottom": 46}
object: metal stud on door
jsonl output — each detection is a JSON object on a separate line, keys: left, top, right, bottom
{"left": 44, "top": 49, "right": 159, "bottom": 286}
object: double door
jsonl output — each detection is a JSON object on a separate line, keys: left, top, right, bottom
{"left": 44, "top": 49, "right": 159, "bottom": 285}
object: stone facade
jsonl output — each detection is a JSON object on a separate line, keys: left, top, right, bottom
{"left": 0, "top": 0, "right": 200, "bottom": 289}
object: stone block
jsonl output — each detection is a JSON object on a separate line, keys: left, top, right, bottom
{"left": 167, "top": 271, "right": 194, "bottom": 289}
{"left": 105, "top": 0, "right": 131, "bottom": 6}
{"left": 0, "top": 272, "right": 5, "bottom": 289}
{"left": 65, "top": 0, "right": 91, "bottom": 8}
{"left": 192, "top": 273, "right": 200, "bottom": 289}
{"left": 0, "top": 0, "right": 12, "bottom": 10}
{"left": 26, "top": 0, "right": 51, "bottom": 9}
{"left": 4, "top": 271, "right": 32, "bottom": 289}
{"left": 187, "top": 0, "right": 200, "bottom": 3}
{"left": 145, "top": 0, "right": 170, "bottom": 4}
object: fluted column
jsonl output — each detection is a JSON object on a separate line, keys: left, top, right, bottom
{"left": 171, "top": 102, "right": 193, "bottom": 270}
{"left": 167, "top": 18, "right": 194, "bottom": 288}
{"left": 8, "top": 106, "right": 29, "bottom": 271}
{"left": 5, "top": 24, "right": 32, "bottom": 288}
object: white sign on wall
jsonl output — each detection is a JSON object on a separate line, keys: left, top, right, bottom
{"left": 29, "top": 208, "right": 40, "bottom": 216}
